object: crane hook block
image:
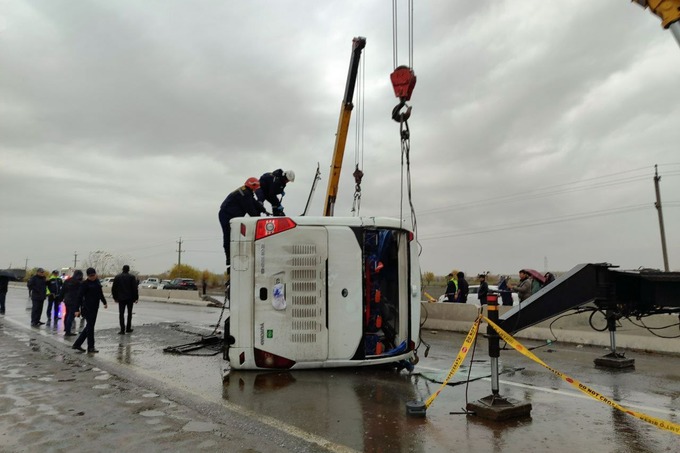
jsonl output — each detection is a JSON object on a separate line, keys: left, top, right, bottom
{"left": 390, "top": 66, "right": 417, "bottom": 101}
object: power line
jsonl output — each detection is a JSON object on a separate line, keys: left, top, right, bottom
{"left": 420, "top": 167, "right": 680, "bottom": 217}
{"left": 419, "top": 203, "right": 653, "bottom": 241}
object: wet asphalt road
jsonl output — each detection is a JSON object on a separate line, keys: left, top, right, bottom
{"left": 2, "top": 286, "right": 679, "bottom": 452}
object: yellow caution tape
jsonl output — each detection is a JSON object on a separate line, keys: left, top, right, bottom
{"left": 484, "top": 316, "right": 680, "bottom": 435}
{"left": 423, "top": 291, "right": 438, "bottom": 303}
{"left": 424, "top": 315, "right": 481, "bottom": 408}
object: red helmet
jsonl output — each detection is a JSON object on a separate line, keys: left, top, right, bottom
{"left": 244, "top": 177, "right": 260, "bottom": 190}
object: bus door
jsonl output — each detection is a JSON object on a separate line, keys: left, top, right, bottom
{"left": 253, "top": 225, "right": 328, "bottom": 364}
{"left": 361, "top": 228, "right": 410, "bottom": 358}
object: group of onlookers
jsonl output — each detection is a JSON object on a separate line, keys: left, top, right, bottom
{"left": 442, "top": 269, "right": 556, "bottom": 306}
{"left": 25, "top": 265, "right": 139, "bottom": 354}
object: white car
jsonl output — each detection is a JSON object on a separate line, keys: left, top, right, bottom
{"left": 100, "top": 277, "right": 115, "bottom": 288}
{"left": 437, "top": 285, "right": 519, "bottom": 306}
{"left": 139, "top": 278, "right": 161, "bottom": 289}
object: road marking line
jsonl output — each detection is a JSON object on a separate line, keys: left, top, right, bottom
{"left": 216, "top": 398, "right": 360, "bottom": 453}
{"left": 416, "top": 362, "right": 678, "bottom": 417}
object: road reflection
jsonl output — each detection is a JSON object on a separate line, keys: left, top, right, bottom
{"left": 224, "top": 368, "right": 426, "bottom": 452}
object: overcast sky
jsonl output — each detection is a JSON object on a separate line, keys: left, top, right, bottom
{"left": 2, "top": 0, "right": 679, "bottom": 277}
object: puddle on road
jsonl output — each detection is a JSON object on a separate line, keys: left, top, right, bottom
{"left": 140, "top": 409, "right": 165, "bottom": 417}
{"left": 2, "top": 369, "right": 26, "bottom": 379}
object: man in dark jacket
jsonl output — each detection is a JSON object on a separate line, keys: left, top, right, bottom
{"left": 0, "top": 274, "right": 9, "bottom": 315}
{"left": 60, "top": 269, "right": 83, "bottom": 336}
{"left": 477, "top": 273, "right": 489, "bottom": 306}
{"left": 255, "top": 169, "right": 295, "bottom": 216}
{"left": 218, "top": 177, "right": 266, "bottom": 267}
{"left": 112, "top": 264, "right": 139, "bottom": 334}
{"left": 72, "top": 267, "right": 108, "bottom": 353}
{"left": 455, "top": 271, "right": 469, "bottom": 303}
{"left": 27, "top": 268, "right": 48, "bottom": 327}
{"left": 46, "top": 270, "right": 63, "bottom": 322}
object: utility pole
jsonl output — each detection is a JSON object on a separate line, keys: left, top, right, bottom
{"left": 73, "top": 251, "right": 78, "bottom": 268}
{"left": 653, "top": 165, "right": 670, "bottom": 271}
{"left": 176, "top": 237, "right": 185, "bottom": 268}
{"left": 24, "top": 258, "right": 28, "bottom": 273}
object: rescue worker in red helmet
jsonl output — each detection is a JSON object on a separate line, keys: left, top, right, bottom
{"left": 218, "top": 177, "right": 267, "bottom": 266}
{"left": 255, "top": 169, "right": 295, "bottom": 216}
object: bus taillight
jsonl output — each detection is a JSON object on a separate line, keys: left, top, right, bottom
{"left": 255, "top": 218, "right": 297, "bottom": 240}
{"left": 254, "top": 348, "right": 296, "bottom": 369}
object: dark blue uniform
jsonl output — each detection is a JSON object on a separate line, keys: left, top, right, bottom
{"left": 255, "top": 169, "right": 288, "bottom": 215}
{"left": 219, "top": 186, "right": 265, "bottom": 266}
{"left": 46, "top": 274, "right": 63, "bottom": 320}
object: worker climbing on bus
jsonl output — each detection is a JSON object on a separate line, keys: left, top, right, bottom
{"left": 256, "top": 169, "right": 295, "bottom": 216}
{"left": 218, "top": 177, "right": 266, "bottom": 267}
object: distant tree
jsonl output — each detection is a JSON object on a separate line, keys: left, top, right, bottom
{"left": 168, "top": 263, "right": 201, "bottom": 281}
{"left": 422, "top": 271, "right": 435, "bottom": 286}
{"left": 82, "top": 251, "right": 132, "bottom": 277}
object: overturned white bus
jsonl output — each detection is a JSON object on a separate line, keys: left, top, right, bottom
{"left": 224, "top": 215, "right": 421, "bottom": 370}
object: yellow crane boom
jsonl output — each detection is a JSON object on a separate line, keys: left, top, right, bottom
{"left": 323, "top": 37, "right": 366, "bottom": 217}
{"left": 633, "top": 0, "right": 680, "bottom": 46}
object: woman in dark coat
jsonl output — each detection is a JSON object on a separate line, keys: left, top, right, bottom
{"left": 497, "top": 276, "right": 514, "bottom": 306}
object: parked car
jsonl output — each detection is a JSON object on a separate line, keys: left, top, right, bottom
{"left": 437, "top": 285, "right": 519, "bottom": 306}
{"left": 157, "top": 280, "right": 172, "bottom": 289}
{"left": 139, "top": 278, "right": 161, "bottom": 289}
{"left": 100, "top": 277, "right": 115, "bottom": 288}
{"left": 164, "top": 278, "right": 198, "bottom": 290}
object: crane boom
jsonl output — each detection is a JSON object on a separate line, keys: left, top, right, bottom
{"left": 323, "top": 37, "right": 366, "bottom": 217}
{"left": 633, "top": 0, "right": 680, "bottom": 47}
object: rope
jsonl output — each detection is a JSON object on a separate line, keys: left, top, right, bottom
{"left": 392, "top": 0, "right": 414, "bottom": 69}
{"left": 398, "top": 116, "right": 420, "bottom": 255}
{"left": 352, "top": 49, "right": 366, "bottom": 216}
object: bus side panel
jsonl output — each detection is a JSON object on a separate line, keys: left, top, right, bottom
{"left": 254, "top": 226, "right": 328, "bottom": 362}
{"left": 326, "top": 226, "right": 363, "bottom": 360}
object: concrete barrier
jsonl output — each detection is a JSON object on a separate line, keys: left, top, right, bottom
{"left": 11, "top": 282, "right": 215, "bottom": 307}
{"left": 117, "top": 287, "right": 205, "bottom": 306}
{"left": 421, "top": 301, "right": 680, "bottom": 355}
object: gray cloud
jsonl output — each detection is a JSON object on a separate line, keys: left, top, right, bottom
{"left": 1, "top": 0, "right": 679, "bottom": 275}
